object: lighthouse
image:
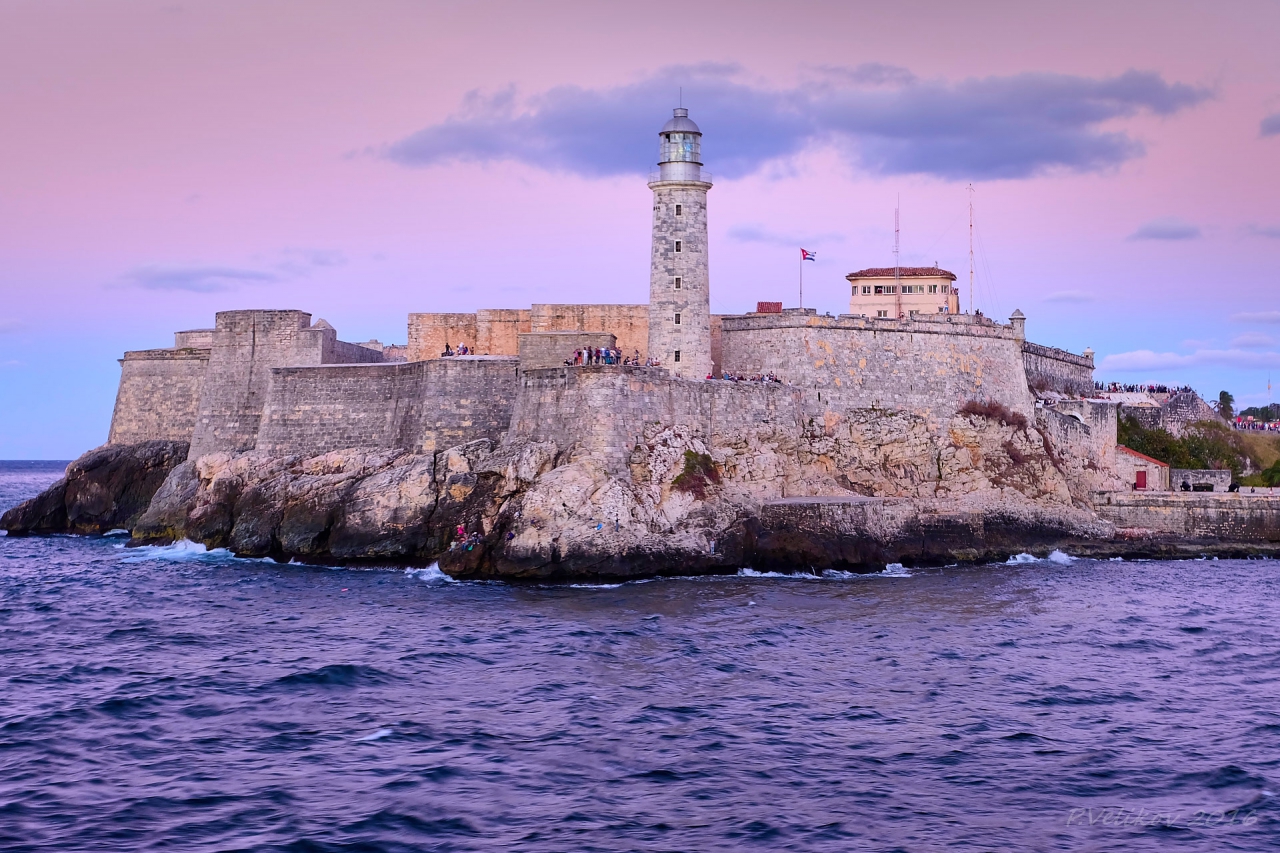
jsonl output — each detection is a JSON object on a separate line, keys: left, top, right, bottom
{"left": 647, "top": 108, "right": 712, "bottom": 380}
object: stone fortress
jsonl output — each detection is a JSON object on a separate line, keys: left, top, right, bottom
{"left": 52, "top": 105, "right": 1273, "bottom": 576}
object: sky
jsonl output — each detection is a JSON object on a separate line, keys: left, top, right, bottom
{"left": 1, "top": 0, "right": 1279, "bottom": 458}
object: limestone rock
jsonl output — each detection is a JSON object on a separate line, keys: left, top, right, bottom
{"left": 2, "top": 441, "right": 188, "bottom": 535}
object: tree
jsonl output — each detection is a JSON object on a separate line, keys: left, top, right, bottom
{"left": 1218, "top": 390, "right": 1235, "bottom": 421}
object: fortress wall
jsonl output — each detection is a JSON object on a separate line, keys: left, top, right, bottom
{"left": 108, "top": 348, "right": 210, "bottom": 445}
{"left": 174, "top": 329, "right": 215, "bottom": 348}
{"left": 407, "top": 313, "right": 477, "bottom": 362}
{"left": 324, "top": 336, "right": 388, "bottom": 364}
{"left": 710, "top": 314, "right": 726, "bottom": 377}
{"left": 1037, "top": 401, "right": 1123, "bottom": 494}
{"left": 1161, "top": 391, "right": 1223, "bottom": 436}
{"left": 1119, "top": 404, "right": 1164, "bottom": 431}
{"left": 190, "top": 310, "right": 318, "bottom": 456}
{"left": 531, "top": 304, "right": 649, "bottom": 359}
{"left": 1023, "top": 342, "right": 1093, "bottom": 395}
{"left": 720, "top": 312, "right": 1036, "bottom": 420}
{"left": 256, "top": 357, "right": 521, "bottom": 456}
{"left": 519, "top": 332, "right": 617, "bottom": 370}
{"left": 476, "top": 309, "right": 531, "bottom": 355}
{"left": 509, "top": 366, "right": 803, "bottom": 475}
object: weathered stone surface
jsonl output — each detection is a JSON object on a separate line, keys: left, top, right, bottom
{"left": 2, "top": 441, "right": 188, "bottom": 535}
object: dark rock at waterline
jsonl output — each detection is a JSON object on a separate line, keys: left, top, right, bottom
{"left": 1, "top": 441, "right": 189, "bottom": 535}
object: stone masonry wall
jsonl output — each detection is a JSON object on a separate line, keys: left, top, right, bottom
{"left": 519, "top": 332, "right": 617, "bottom": 371}
{"left": 1171, "top": 469, "right": 1233, "bottom": 491}
{"left": 531, "top": 304, "right": 649, "bottom": 359}
{"left": 174, "top": 329, "right": 215, "bottom": 348}
{"left": 108, "top": 347, "right": 210, "bottom": 444}
{"left": 1036, "top": 401, "right": 1123, "bottom": 495}
{"left": 477, "top": 309, "right": 532, "bottom": 355}
{"left": 188, "top": 310, "right": 384, "bottom": 457}
{"left": 648, "top": 182, "right": 711, "bottom": 379}
{"left": 407, "top": 313, "right": 478, "bottom": 362}
{"left": 721, "top": 312, "right": 1035, "bottom": 420}
{"left": 1094, "top": 493, "right": 1280, "bottom": 539}
{"left": 1023, "top": 342, "right": 1094, "bottom": 395}
{"left": 256, "top": 357, "right": 521, "bottom": 455}
{"left": 508, "top": 366, "right": 804, "bottom": 476}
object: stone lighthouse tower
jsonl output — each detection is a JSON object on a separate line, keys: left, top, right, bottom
{"left": 647, "top": 108, "right": 712, "bottom": 380}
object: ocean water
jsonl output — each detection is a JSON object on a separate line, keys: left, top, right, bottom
{"left": 2, "top": 461, "right": 1278, "bottom": 851}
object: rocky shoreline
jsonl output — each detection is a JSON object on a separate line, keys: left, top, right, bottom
{"left": 7, "top": 440, "right": 1280, "bottom": 579}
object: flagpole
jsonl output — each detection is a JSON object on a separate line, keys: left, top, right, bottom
{"left": 799, "top": 251, "right": 803, "bottom": 309}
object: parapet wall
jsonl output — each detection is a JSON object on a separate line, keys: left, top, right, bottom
{"left": 256, "top": 357, "right": 520, "bottom": 456}
{"left": 108, "top": 347, "right": 210, "bottom": 445}
{"left": 1023, "top": 342, "right": 1093, "bottom": 395}
{"left": 530, "top": 304, "right": 649, "bottom": 359}
{"left": 407, "top": 313, "right": 479, "bottom": 362}
{"left": 519, "top": 332, "right": 617, "bottom": 371}
{"left": 720, "top": 312, "right": 1036, "bottom": 419}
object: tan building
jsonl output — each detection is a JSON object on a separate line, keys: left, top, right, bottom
{"left": 847, "top": 266, "right": 960, "bottom": 318}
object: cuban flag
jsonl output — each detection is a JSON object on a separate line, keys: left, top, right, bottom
{"left": 801, "top": 248, "right": 816, "bottom": 261}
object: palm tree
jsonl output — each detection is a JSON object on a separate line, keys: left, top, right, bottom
{"left": 1216, "top": 390, "right": 1235, "bottom": 421}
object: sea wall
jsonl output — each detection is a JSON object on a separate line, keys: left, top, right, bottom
{"left": 256, "top": 356, "right": 520, "bottom": 455}
{"left": 1094, "top": 492, "right": 1280, "bottom": 540}
{"left": 1023, "top": 342, "right": 1094, "bottom": 395}
{"left": 720, "top": 311, "right": 1036, "bottom": 419}
{"left": 108, "top": 347, "right": 210, "bottom": 445}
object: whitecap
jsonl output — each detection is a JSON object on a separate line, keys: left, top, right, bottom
{"left": 1006, "top": 553, "right": 1039, "bottom": 564}
{"left": 104, "top": 529, "right": 130, "bottom": 537}
{"left": 1047, "top": 550, "right": 1076, "bottom": 564}
{"left": 405, "top": 564, "right": 458, "bottom": 584}
{"left": 356, "top": 728, "right": 394, "bottom": 743}
{"left": 1109, "top": 556, "right": 1124, "bottom": 562}
{"left": 879, "top": 564, "right": 912, "bottom": 577}
{"left": 121, "top": 539, "right": 228, "bottom": 562}
{"left": 567, "top": 582, "right": 624, "bottom": 589}
{"left": 737, "top": 568, "right": 819, "bottom": 579}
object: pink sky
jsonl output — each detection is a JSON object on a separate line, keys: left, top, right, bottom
{"left": 1, "top": 0, "right": 1278, "bottom": 457}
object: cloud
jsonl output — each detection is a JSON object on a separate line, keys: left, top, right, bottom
{"left": 1128, "top": 216, "right": 1200, "bottom": 241}
{"left": 1246, "top": 224, "right": 1280, "bottom": 239}
{"left": 122, "top": 265, "right": 280, "bottom": 293}
{"left": 727, "top": 224, "right": 845, "bottom": 247}
{"left": 1100, "top": 348, "right": 1280, "bottom": 371}
{"left": 1231, "top": 332, "right": 1277, "bottom": 349}
{"left": 385, "top": 65, "right": 1210, "bottom": 181}
{"left": 119, "top": 249, "right": 345, "bottom": 293}
{"left": 1042, "top": 290, "right": 1094, "bottom": 303}
{"left": 1262, "top": 113, "right": 1280, "bottom": 137}
{"left": 0, "top": 319, "right": 22, "bottom": 334}
{"left": 1231, "top": 311, "right": 1280, "bottom": 323}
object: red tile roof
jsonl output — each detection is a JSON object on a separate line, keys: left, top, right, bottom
{"left": 846, "top": 266, "right": 957, "bottom": 280}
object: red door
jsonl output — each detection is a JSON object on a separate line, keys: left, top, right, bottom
{"left": 1136, "top": 470, "right": 1147, "bottom": 490}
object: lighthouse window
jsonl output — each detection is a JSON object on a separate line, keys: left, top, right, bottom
{"left": 675, "top": 204, "right": 682, "bottom": 216}
{"left": 674, "top": 277, "right": 682, "bottom": 289}
{"left": 675, "top": 313, "right": 682, "bottom": 325}
{"left": 674, "top": 350, "right": 681, "bottom": 363}
{"left": 675, "top": 240, "right": 682, "bottom": 253}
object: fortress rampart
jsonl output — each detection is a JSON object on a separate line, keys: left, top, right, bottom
{"left": 1022, "top": 341, "right": 1094, "bottom": 395}
{"left": 407, "top": 304, "right": 648, "bottom": 362}
{"left": 108, "top": 346, "right": 211, "bottom": 445}
{"left": 256, "top": 357, "right": 520, "bottom": 456}
{"left": 719, "top": 310, "right": 1035, "bottom": 418}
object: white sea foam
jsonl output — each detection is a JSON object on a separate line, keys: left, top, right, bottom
{"left": 567, "top": 582, "right": 624, "bottom": 589}
{"left": 404, "top": 564, "right": 458, "bottom": 584}
{"left": 356, "top": 728, "right": 394, "bottom": 743}
{"left": 879, "top": 563, "right": 912, "bottom": 577}
{"left": 1006, "top": 552, "right": 1039, "bottom": 564}
{"left": 104, "top": 529, "right": 129, "bottom": 537}
{"left": 121, "top": 539, "right": 228, "bottom": 562}
{"left": 737, "top": 568, "right": 819, "bottom": 579}
{"left": 1047, "top": 549, "right": 1075, "bottom": 564}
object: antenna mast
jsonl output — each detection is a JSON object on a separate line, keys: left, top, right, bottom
{"left": 894, "top": 199, "right": 902, "bottom": 319}
{"left": 968, "top": 184, "right": 975, "bottom": 315}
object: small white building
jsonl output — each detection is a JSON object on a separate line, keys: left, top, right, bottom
{"left": 847, "top": 266, "right": 961, "bottom": 319}
{"left": 1116, "top": 445, "right": 1170, "bottom": 491}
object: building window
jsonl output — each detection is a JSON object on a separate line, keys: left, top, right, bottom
{"left": 876, "top": 310, "right": 888, "bottom": 318}
{"left": 675, "top": 276, "right": 682, "bottom": 289}
{"left": 874, "top": 285, "right": 884, "bottom": 294}
{"left": 862, "top": 286, "right": 871, "bottom": 294}
{"left": 674, "top": 350, "right": 681, "bottom": 363}
{"left": 929, "top": 284, "right": 938, "bottom": 293}
{"left": 941, "top": 285, "right": 950, "bottom": 293}
{"left": 675, "top": 204, "right": 682, "bottom": 216}
{"left": 675, "top": 240, "right": 682, "bottom": 253}
{"left": 674, "top": 313, "right": 682, "bottom": 325}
